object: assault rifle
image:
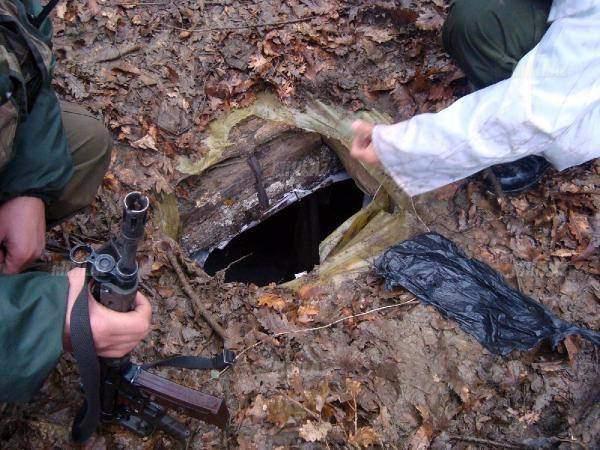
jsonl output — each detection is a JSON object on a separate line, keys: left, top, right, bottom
{"left": 69, "top": 192, "right": 234, "bottom": 443}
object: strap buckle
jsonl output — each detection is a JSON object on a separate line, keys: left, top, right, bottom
{"left": 222, "top": 349, "right": 236, "bottom": 366}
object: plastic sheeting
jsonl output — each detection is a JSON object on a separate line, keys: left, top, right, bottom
{"left": 376, "top": 233, "right": 600, "bottom": 356}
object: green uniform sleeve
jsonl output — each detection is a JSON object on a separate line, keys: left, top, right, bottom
{"left": 0, "top": 85, "right": 73, "bottom": 205}
{"left": 0, "top": 272, "right": 68, "bottom": 402}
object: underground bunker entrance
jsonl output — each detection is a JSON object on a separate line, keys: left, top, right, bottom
{"left": 202, "top": 178, "right": 366, "bottom": 286}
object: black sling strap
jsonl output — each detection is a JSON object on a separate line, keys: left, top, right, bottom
{"left": 69, "top": 277, "right": 101, "bottom": 443}
{"left": 142, "top": 351, "right": 235, "bottom": 371}
{"left": 30, "top": 0, "right": 61, "bottom": 28}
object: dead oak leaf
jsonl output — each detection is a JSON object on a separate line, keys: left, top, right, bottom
{"left": 568, "top": 211, "right": 592, "bottom": 246}
{"left": 563, "top": 335, "right": 581, "bottom": 366}
{"left": 297, "top": 304, "right": 320, "bottom": 323}
{"left": 248, "top": 54, "right": 272, "bottom": 75}
{"left": 131, "top": 134, "right": 158, "bottom": 151}
{"left": 406, "top": 423, "right": 433, "bottom": 450}
{"left": 415, "top": 9, "right": 445, "bottom": 31}
{"left": 266, "top": 395, "right": 305, "bottom": 427}
{"left": 345, "top": 378, "right": 362, "bottom": 398}
{"left": 349, "top": 427, "right": 379, "bottom": 448}
{"left": 510, "top": 235, "right": 540, "bottom": 260}
{"left": 298, "top": 420, "right": 332, "bottom": 442}
{"left": 359, "top": 26, "right": 396, "bottom": 43}
{"left": 257, "top": 293, "right": 287, "bottom": 312}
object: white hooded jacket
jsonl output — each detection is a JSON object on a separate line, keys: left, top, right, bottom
{"left": 372, "top": 0, "right": 600, "bottom": 196}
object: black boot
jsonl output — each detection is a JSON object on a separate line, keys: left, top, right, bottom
{"left": 488, "top": 155, "right": 551, "bottom": 194}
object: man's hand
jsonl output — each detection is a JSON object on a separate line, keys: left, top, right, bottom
{"left": 350, "top": 120, "right": 381, "bottom": 166}
{"left": 0, "top": 196, "right": 46, "bottom": 274}
{"left": 64, "top": 268, "right": 152, "bottom": 358}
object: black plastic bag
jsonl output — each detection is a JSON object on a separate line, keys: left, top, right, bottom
{"left": 376, "top": 233, "right": 600, "bottom": 356}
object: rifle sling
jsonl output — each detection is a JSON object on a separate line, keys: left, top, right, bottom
{"left": 70, "top": 276, "right": 101, "bottom": 443}
{"left": 142, "top": 351, "right": 235, "bottom": 371}
{"left": 30, "top": 0, "right": 61, "bottom": 28}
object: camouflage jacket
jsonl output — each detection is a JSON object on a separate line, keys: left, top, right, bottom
{"left": 0, "top": 0, "right": 71, "bottom": 403}
{"left": 0, "top": 0, "right": 72, "bottom": 204}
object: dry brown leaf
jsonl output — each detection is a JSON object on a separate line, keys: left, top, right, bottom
{"left": 511, "top": 235, "right": 540, "bottom": 260}
{"left": 564, "top": 335, "right": 581, "bottom": 366}
{"left": 112, "top": 62, "right": 141, "bottom": 75}
{"left": 346, "top": 378, "right": 362, "bottom": 398}
{"left": 55, "top": 2, "right": 67, "bottom": 19}
{"left": 131, "top": 134, "right": 158, "bottom": 151}
{"left": 348, "top": 427, "right": 379, "bottom": 448}
{"left": 157, "top": 286, "right": 175, "bottom": 297}
{"left": 247, "top": 394, "right": 268, "bottom": 423}
{"left": 298, "top": 421, "right": 332, "bottom": 442}
{"left": 390, "top": 84, "right": 416, "bottom": 121}
{"left": 266, "top": 396, "right": 305, "bottom": 427}
{"left": 298, "top": 283, "right": 322, "bottom": 301}
{"left": 406, "top": 424, "right": 433, "bottom": 450}
{"left": 551, "top": 248, "right": 579, "bottom": 257}
{"left": 297, "top": 304, "right": 320, "bottom": 323}
{"left": 249, "top": 54, "right": 272, "bottom": 75}
{"left": 258, "top": 293, "right": 287, "bottom": 311}
{"left": 415, "top": 9, "right": 445, "bottom": 31}
{"left": 360, "top": 26, "right": 396, "bottom": 43}
{"left": 568, "top": 211, "right": 592, "bottom": 245}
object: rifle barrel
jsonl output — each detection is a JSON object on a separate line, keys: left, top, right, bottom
{"left": 117, "top": 192, "right": 149, "bottom": 276}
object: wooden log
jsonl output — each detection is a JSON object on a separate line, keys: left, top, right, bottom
{"left": 178, "top": 117, "right": 346, "bottom": 257}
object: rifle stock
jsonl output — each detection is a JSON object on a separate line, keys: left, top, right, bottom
{"left": 125, "top": 365, "right": 229, "bottom": 428}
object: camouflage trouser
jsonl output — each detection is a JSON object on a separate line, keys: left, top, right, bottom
{"left": 46, "top": 102, "right": 112, "bottom": 223}
{"left": 442, "top": 0, "right": 552, "bottom": 89}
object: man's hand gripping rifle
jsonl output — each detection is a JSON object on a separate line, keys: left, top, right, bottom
{"left": 69, "top": 192, "right": 234, "bottom": 443}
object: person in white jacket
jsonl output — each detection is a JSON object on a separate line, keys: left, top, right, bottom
{"left": 351, "top": 0, "right": 600, "bottom": 196}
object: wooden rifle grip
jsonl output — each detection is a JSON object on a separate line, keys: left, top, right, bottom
{"left": 132, "top": 369, "right": 229, "bottom": 429}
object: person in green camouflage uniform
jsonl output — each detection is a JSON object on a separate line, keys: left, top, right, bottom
{"left": 0, "top": 0, "right": 151, "bottom": 402}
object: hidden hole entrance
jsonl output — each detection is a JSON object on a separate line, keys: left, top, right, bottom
{"left": 202, "top": 178, "right": 366, "bottom": 286}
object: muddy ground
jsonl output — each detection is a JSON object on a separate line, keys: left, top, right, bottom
{"left": 1, "top": 0, "right": 599, "bottom": 449}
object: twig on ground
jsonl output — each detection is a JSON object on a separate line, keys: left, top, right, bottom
{"left": 92, "top": 43, "right": 141, "bottom": 63}
{"left": 222, "top": 253, "right": 252, "bottom": 273}
{"left": 410, "top": 196, "right": 430, "bottom": 232}
{"left": 162, "top": 13, "right": 326, "bottom": 33}
{"left": 218, "top": 298, "right": 418, "bottom": 376}
{"left": 448, "top": 434, "right": 587, "bottom": 450}
{"left": 484, "top": 168, "right": 508, "bottom": 208}
{"left": 285, "top": 395, "right": 321, "bottom": 421}
{"left": 167, "top": 252, "right": 229, "bottom": 344}
{"left": 352, "top": 394, "right": 358, "bottom": 434}
{"left": 448, "top": 435, "right": 523, "bottom": 449}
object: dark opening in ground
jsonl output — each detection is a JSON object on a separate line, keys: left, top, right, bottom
{"left": 203, "top": 178, "right": 366, "bottom": 286}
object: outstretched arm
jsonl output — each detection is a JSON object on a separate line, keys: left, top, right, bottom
{"left": 352, "top": 5, "right": 600, "bottom": 196}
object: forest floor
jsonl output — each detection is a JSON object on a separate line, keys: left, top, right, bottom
{"left": 0, "top": 0, "right": 599, "bottom": 449}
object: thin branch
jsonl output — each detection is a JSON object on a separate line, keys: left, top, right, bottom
{"left": 162, "top": 14, "right": 326, "bottom": 33}
{"left": 448, "top": 435, "right": 523, "bottom": 449}
{"left": 284, "top": 395, "right": 321, "bottom": 421}
{"left": 448, "top": 434, "right": 587, "bottom": 450}
{"left": 410, "top": 196, "right": 430, "bottom": 232}
{"left": 167, "top": 252, "right": 229, "bottom": 344}
{"left": 218, "top": 298, "right": 418, "bottom": 376}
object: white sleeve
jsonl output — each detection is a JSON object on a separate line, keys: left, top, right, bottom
{"left": 372, "top": 4, "right": 600, "bottom": 196}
